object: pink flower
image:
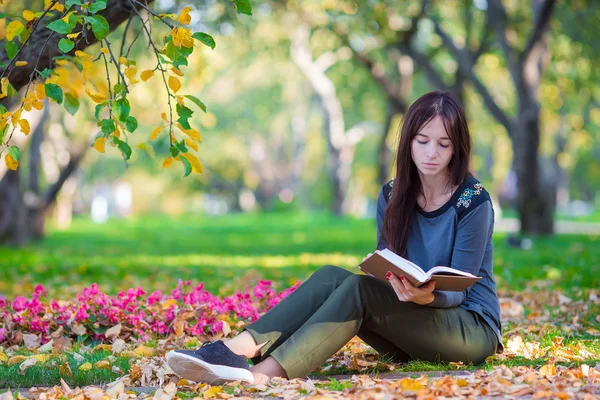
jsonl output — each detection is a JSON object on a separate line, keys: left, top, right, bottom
{"left": 12, "top": 296, "right": 29, "bottom": 312}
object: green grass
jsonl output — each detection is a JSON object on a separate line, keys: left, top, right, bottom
{"left": 0, "top": 212, "right": 598, "bottom": 298}
{"left": 0, "top": 349, "right": 133, "bottom": 388}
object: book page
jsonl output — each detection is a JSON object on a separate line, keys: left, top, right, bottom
{"left": 379, "top": 249, "right": 428, "bottom": 281}
{"left": 427, "top": 266, "right": 477, "bottom": 278}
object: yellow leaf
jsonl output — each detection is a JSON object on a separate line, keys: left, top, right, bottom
{"left": 11, "top": 109, "right": 22, "bottom": 127}
{"left": 93, "top": 136, "right": 106, "bottom": 153}
{"left": 33, "top": 101, "right": 44, "bottom": 110}
{"left": 125, "top": 65, "right": 138, "bottom": 84}
{"left": 177, "top": 378, "right": 191, "bottom": 386}
{"left": 177, "top": 6, "right": 193, "bottom": 25}
{"left": 177, "top": 123, "right": 201, "bottom": 142}
{"left": 75, "top": 50, "right": 93, "bottom": 59}
{"left": 150, "top": 125, "right": 164, "bottom": 141}
{"left": 78, "top": 362, "right": 92, "bottom": 371}
{"left": 184, "top": 138, "right": 198, "bottom": 152}
{"left": 182, "top": 152, "right": 203, "bottom": 174}
{"left": 60, "top": 362, "right": 73, "bottom": 377}
{"left": 6, "top": 20, "right": 24, "bottom": 41}
{"left": 18, "top": 119, "right": 30, "bottom": 135}
{"left": 23, "top": 10, "right": 36, "bottom": 21}
{"left": 399, "top": 378, "right": 427, "bottom": 392}
{"left": 140, "top": 70, "right": 154, "bottom": 82}
{"left": 0, "top": 352, "right": 7, "bottom": 362}
{"left": 35, "top": 83, "right": 46, "bottom": 100}
{"left": 176, "top": 95, "right": 185, "bottom": 106}
{"left": 15, "top": 61, "right": 27, "bottom": 67}
{"left": 85, "top": 88, "right": 107, "bottom": 104}
{"left": 93, "top": 344, "right": 113, "bottom": 352}
{"left": 31, "top": 354, "right": 52, "bottom": 363}
{"left": 94, "top": 360, "right": 111, "bottom": 370}
{"left": 163, "top": 156, "right": 174, "bottom": 169}
{"left": 171, "top": 27, "right": 193, "bottom": 48}
{"left": 171, "top": 66, "right": 184, "bottom": 76}
{"left": 67, "top": 32, "right": 81, "bottom": 39}
{"left": 168, "top": 76, "right": 181, "bottom": 93}
{"left": 101, "top": 47, "right": 109, "bottom": 54}
{"left": 119, "top": 57, "right": 127, "bottom": 64}
{"left": 203, "top": 386, "right": 222, "bottom": 398}
{"left": 133, "top": 345, "right": 155, "bottom": 357}
{"left": 45, "top": 0, "right": 65, "bottom": 11}
{"left": 539, "top": 363, "right": 557, "bottom": 378}
{"left": 161, "top": 112, "right": 169, "bottom": 124}
{"left": 162, "top": 299, "right": 178, "bottom": 309}
{"left": 7, "top": 355, "right": 28, "bottom": 366}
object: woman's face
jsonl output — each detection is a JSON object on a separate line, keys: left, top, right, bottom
{"left": 410, "top": 116, "right": 454, "bottom": 178}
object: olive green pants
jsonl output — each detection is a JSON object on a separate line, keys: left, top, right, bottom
{"left": 244, "top": 265, "right": 497, "bottom": 379}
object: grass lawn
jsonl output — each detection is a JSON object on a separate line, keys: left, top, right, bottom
{"left": 0, "top": 212, "right": 598, "bottom": 389}
{"left": 0, "top": 212, "right": 598, "bottom": 298}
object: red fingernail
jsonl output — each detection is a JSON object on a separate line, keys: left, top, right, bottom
{"left": 400, "top": 276, "right": 404, "bottom": 281}
{"left": 386, "top": 272, "right": 391, "bottom": 278}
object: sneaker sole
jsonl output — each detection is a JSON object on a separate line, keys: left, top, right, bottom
{"left": 166, "top": 351, "right": 254, "bottom": 384}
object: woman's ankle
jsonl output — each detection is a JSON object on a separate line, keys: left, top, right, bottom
{"left": 224, "top": 331, "right": 262, "bottom": 359}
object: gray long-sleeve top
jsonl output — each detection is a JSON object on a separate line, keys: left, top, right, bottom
{"left": 376, "top": 175, "right": 503, "bottom": 352}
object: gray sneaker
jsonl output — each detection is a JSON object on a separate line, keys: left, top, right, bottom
{"left": 166, "top": 340, "right": 254, "bottom": 384}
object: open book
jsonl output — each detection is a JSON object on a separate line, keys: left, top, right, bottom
{"left": 359, "top": 249, "right": 481, "bottom": 291}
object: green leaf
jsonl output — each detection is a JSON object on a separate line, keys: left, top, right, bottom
{"left": 8, "top": 146, "right": 20, "bottom": 161}
{"left": 113, "top": 98, "right": 130, "bottom": 122}
{"left": 63, "top": 93, "right": 80, "bottom": 116}
{"left": 45, "top": 83, "right": 63, "bottom": 104}
{"left": 175, "top": 139, "right": 188, "bottom": 154}
{"left": 58, "top": 38, "right": 75, "bottom": 53}
{"left": 125, "top": 116, "right": 138, "bottom": 133}
{"left": 85, "top": 15, "right": 109, "bottom": 40}
{"left": 232, "top": 0, "right": 252, "bottom": 15}
{"left": 99, "top": 119, "right": 115, "bottom": 135}
{"left": 115, "top": 139, "right": 132, "bottom": 160}
{"left": 184, "top": 95, "right": 207, "bottom": 112}
{"left": 180, "top": 154, "right": 192, "bottom": 177}
{"left": 0, "top": 105, "right": 7, "bottom": 114}
{"left": 162, "top": 41, "right": 192, "bottom": 68}
{"left": 66, "top": 0, "right": 83, "bottom": 7}
{"left": 90, "top": 131, "right": 104, "bottom": 147}
{"left": 0, "top": 124, "right": 8, "bottom": 144}
{"left": 192, "top": 32, "right": 216, "bottom": 50}
{"left": 113, "top": 83, "right": 126, "bottom": 98}
{"left": 47, "top": 19, "right": 72, "bottom": 35}
{"left": 5, "top": 41, "right": 18, "bottom": 60}
{"left": 39, "top": 68, "right": 54, "bottom": 79}
{"left": 169, "top": 146, "right": 179, "bottom": 158}
{"left": 95, "top": 103, "right": 107, "bottom": 120}
{"left": 88, "top": 0, "right": 107, "bottom": 13}
{"left": 176, "top": 104, "right": 193, "bottom": 130}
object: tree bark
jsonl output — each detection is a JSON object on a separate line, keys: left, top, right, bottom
{"left": 0, "top": 0, "right": 154, "bottom": 101}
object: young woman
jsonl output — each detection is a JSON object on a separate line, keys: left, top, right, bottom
{"left": 166, "top": 91, "right": 503, "bottom": 385}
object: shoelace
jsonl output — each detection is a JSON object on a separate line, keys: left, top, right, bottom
{"left": 193, "top": 340, "right": 215, "bottom": 354}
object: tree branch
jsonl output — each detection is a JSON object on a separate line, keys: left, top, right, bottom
{"left": 432, "top": 19, "right": 514, "bottom": 136}
{"left": 0, "top": 0, "right": 155, "bottom": 105}
{"left": 518, "top": 0, "right": 557, "bottom": 66}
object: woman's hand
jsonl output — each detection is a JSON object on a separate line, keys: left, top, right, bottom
{"left": 387, "top": 271, "right": 436, "bottom": 305}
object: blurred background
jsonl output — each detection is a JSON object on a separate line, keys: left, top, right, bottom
{"left": 0, "top": 0, "right": 598, "bottom": 298}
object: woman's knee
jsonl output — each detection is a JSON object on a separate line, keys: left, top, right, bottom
{"left": 314, "top": 264, "right": 353, "bottom": 280}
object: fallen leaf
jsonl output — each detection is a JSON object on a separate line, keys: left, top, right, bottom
{"left": 78, "top": 362, "right": 92, "bottom": 371}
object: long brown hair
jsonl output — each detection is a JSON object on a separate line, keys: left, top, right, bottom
{"left": 379, "top": 91, "right": 472, "bottom": 257}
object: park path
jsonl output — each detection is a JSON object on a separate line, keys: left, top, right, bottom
{"left": 494, "top": 218, "right": 600, "bottom": 235}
